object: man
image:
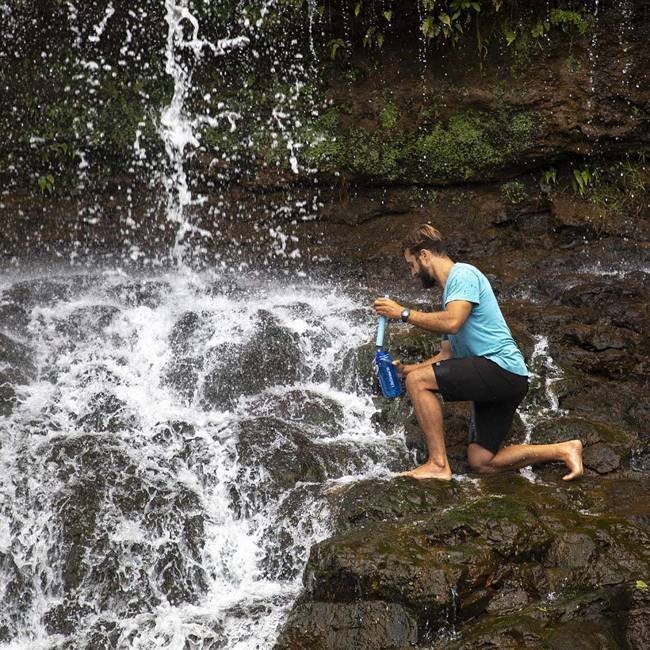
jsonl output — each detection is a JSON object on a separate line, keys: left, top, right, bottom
{"left": 374, "top": 224, "right": 583, "bottom": 481}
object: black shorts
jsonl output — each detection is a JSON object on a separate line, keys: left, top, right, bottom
{"left": 433, "top": 357, "right": 528, "bottom": 454}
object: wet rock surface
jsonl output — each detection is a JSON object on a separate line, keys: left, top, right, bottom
{"left": 201, "top": 311, "right": 304, "bottom": 410}
{"left": 278, "top": 477, "right": 650, "bottom": 649}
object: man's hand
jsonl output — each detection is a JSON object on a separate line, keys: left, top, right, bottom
{"left": 392, "top": 360, "right": 417, "bottom": 377}
{"left": 374, "top": 297, "right": 404, "bottom": 320}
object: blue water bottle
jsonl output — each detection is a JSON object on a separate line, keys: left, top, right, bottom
{"left": 373, "top": 307, "right": 402, "bottom": 399}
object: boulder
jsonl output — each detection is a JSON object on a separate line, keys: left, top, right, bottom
{"left": 43, "top": 434, "right": 209, "bottom": 618}
{"left": 233, "top": 416, "right": 366, "bottom": 502}
{"left": 0, "top": 332, "right": 36, "bottom": 378}
{"left": 202, "top": 310, "right": 303, "bottom": 409}
{"left": 54, "top": 305, "right": 120, "bottom": 342}
{"left": 108, "top": 280, "right": 171, "bottom": 309}
{"left": 276, "top": 601, "right": 418, "bottom": 650}
{"left": 2, "top": 279, "right": 72, "bottom": 308}
{"left": 282, "top": 476, "right": 650, "bottom": 646}
{"left": 243, "top": 390, "right": 346, "bottom": 438}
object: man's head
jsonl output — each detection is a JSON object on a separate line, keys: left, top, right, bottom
{"left": 401, "top": 224, "right": 447, "bottom": 289}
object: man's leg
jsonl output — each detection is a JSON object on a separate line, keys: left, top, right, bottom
{"left": 467, "top": 440, "right": 584, "bottom": 481}
{"left": 401, "top": 366, "right": 452, "bottom": 480}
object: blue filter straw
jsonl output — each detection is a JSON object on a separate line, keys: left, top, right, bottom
{"left": 373, "top": 307, "right": 402, "bottom": 399}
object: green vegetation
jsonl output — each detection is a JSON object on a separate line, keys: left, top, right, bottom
{"left": 540, "top": 168, "right": 557, "bottom": 188}
{"left": 587, "top": 156, "right": 648, "bottom": 220}
{"left": 321, "top": 1, "right": 594, "bottom": 62}
{"left": 301, "top": 102, "right": 539, "bottom": 183}
{"left": 500, "top": 180, "right": 527, "bottom": 204}
{"left": 549, "top": 9, "right": 591, "bottom": 35}
{"left": 572, "top": 167, "right": 593, "bottom": 196}
{"left": 38, "top": 174, "right": 55, "bottom": 194}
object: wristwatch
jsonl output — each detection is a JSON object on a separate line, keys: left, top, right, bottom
{"left": 400, "top": 308, "right": 411, "bottom": 323}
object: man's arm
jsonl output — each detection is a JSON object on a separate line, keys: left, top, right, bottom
{"left": 374, "top": 298, "right": 473, "bottom": 335}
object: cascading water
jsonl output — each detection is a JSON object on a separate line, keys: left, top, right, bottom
{"left": 517, "top": 335, "right": 566, "bottom": 481}
{"left": 0, "top": 270, "right": 409, "bottom": 648}
{"left": 159, "top": 1, "right": 248, "bottom": 264}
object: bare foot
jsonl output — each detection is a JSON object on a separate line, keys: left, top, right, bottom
{"left": 561, "top": 440, "right": 584, "bottom": 481}
{"left": 399, "top": 463, "right": 452, "bottom": 481}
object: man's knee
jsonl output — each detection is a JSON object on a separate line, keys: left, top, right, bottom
{"left": 468, "top": 456, "right": 491, "bottom": 473}
{"left": 405, "top": 367, "right": 438, "bottom": 395}
{"left": 404, "top": 371, "right": 420, "bottom": 394}
{"left": 467, "top": 444, "right": 495, "bottom": 473}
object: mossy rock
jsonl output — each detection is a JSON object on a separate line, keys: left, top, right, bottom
{"left": 301, "top": 106, "right": 540, "bottom": 184}
{"left": 294, "top": 477, "right": 650, "bottom": 643}
{"left": 276, "top": 600, "right": 418, "bottom": 650}
{"left": 531, "top": 417, "right": 638, "bottom": 475}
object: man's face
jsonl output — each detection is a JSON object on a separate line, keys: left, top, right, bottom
{"left": 404, "top": 250, "right": 436, "bottom": 289}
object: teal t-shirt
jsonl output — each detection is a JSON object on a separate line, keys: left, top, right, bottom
{"left": 441, "top": 263, "right": 528, "bottom": 377}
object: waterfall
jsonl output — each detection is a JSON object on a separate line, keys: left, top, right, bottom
{"left": 517, "top": 335, "right": 565, "bottom": 481}
{"left": 0, "top": 270, "right": 408, "bottom": 648}
{"left": 159, "top": 1, "right": 248, "bottom": 264}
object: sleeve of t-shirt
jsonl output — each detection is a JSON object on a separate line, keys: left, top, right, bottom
{"left": 444, "top": 267, "right": 480, "bottom": 306}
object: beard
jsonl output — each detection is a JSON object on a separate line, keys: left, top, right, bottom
{"left": 418, "top": 267, "right": 436, "bottom": 289}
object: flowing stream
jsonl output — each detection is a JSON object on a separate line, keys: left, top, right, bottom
{"left": 0, "top": 269, "right": 409, "bottom": 648}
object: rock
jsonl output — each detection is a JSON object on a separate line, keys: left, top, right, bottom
{"left": 331, "top": 341, "right": 374, "bottom": 394}
{"left": 108, "top": 280, "right": 171, "bottom": 309}
{"left": 617, "top": 580, "right": 650, "bottom": 650}
{"left": 76, "top": 392, "right": 136, "bottom": 433}
{"left": 276, "top": 601, "right": 418, "bottom": 650}
{"left": 0, "top": 552, "right": 32, "bottom": 641}
{"left": 286, "top": 477, "right": 650, "bottom": 646}
{"left": 0, "top": 368, "right": 30, "bottom": 417}
{"left": 244, "top": 390, "right": 346, "bottom": 438}
{"left": 43, "top": 434, "right": 209, "bottom": 618}
{"left": 327, "top": 477, "right": 473, "bottom": 534}
{"left": 2, "top": 279, "right": 72, "bottom": 308}
{"left": 168, "top": 310, "right": 214, "bottom": 355}
{"left": 552, "top": 321, "right": 645, "bottom": 380}
{"left": 551, "top": 196, "right": 601, "bottom": 232}
{"left": 233, "top": 416, "right": 366, "bottom": 501}
{"left": 162, "top": 356, "right": 204, "bottom": 403}
{"left": 0, "top": 332, "right": 36, "bottom": 379}
{"left": 54, "top": 305, "right": 120, "bottom": 342}
{"left": 155, "top": 540, "right": 208, "bottom": 606}
{"left": 531, "top": 417, "right": 636, "bottom": 475}
{"left": 202, "top": 310, "right": 303, "bottom": 409}
{"left": 582, "top": 443, "right": 622, "bottom": 474}
{"left": 0, "top": 301, "right": 29, "bottom": 334}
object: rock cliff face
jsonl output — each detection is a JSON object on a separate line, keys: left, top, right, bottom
{"left": 1, "top": 1, "right": 648, "bottom": 263}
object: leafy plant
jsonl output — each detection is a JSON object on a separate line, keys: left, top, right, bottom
{"left": 503, "top": 24, "right": 517, "bottom": 46}
{"left": 572, "top": 168, "right": 592, "bottom": 196}
{"left": 500, "top": 180, "right": 527, "bottom": 204}
{"left": 363, "top": 26, "right": 384, "bottom": 48}
{"left": 38, "top": 174, "right": 55, "bottom": 194}
{"left": 540, "top": 167, "right": 557, "bottom": 187}
{"left": 329, "top": 38, "right": 346, "bottom": 60}
{"left": 549, "top": 9, "right": 591, "bottom": 35}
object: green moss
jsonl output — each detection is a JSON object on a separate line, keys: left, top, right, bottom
{"left": 412, "top": 114, "right": 502, "bottom": 180}
{"left": 302, "top": 102, "right": 539, "bottom": 184}
{"left": 379, "top": 101, "right": 399, "bottom": 130}
{"left": 299, "top": 102, "right": 540, "bottom": 183}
